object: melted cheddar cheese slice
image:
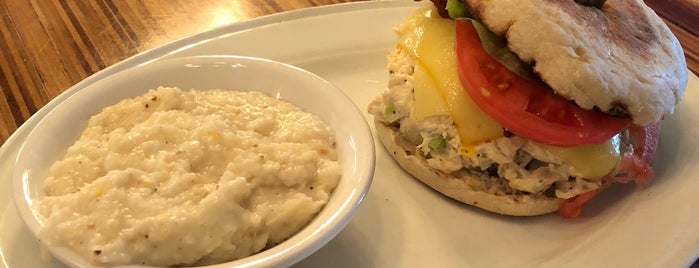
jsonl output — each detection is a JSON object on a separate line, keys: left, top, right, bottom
{"left": 397, "top": 7, "right": 504, "bottom": 149}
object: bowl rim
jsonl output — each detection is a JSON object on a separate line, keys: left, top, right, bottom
{"left": 12, "top": 55, "right": 376, "bottom": 268}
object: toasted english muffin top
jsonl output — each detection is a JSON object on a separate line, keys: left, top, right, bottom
{"left": 463, "top": 0, "right": 687, "bottom": 124}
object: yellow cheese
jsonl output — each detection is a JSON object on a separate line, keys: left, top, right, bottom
{"left": 537, "top": 134, "right": 622, "bottom": 180}
{"left": 398, "top": 7, "right": 503, "bottom": 149}
{"left": 412, "top": 63, "right": 449, "bottom": 120}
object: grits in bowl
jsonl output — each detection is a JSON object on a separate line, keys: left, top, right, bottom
{"left": 13, "top": 55, "right": 375, "bottom": 268}
{"left": 36, "top": 86, "right": 341, "bottom": 266}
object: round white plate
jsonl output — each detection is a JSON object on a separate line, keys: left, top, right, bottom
{"left": 2, "top": 1, "right": 698, "bottom": 267}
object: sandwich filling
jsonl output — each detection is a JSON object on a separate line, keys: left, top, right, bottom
{"left": 368, "top": 7, "right": 633, "bottom": 204}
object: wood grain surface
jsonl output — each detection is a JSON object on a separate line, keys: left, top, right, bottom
{"left": 0, "top": 0, "right": 363, "bottom": 144}
{"left": 0, "top": 0, "right": 696, "bottom": 146}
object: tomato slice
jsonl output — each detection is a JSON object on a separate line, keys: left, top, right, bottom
{"left": 454, "top": 19, "right": 630, "bottom": 146}
{"left": 558, "top": 123, "right": 660, "bottom": 218}
{"left": 558, "top": 181, "right": 613, "bottom": 218}
{"left": 609, "top": 122, "right": 660, "bottom": 187}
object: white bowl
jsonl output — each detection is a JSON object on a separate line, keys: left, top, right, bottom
{"left": 12, "top": 55, "right": 375, "bottom": 268}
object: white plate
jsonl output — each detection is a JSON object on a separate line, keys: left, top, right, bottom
{"left": 2, "top": 1, "right": 698, "bottom": 267}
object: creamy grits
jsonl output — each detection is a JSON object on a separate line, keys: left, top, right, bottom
{"left": 36, "top": 86, "right": 342, "bottom": 266}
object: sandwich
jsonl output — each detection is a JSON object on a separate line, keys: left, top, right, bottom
{"left": 367, "top": 0, "right": 687, "bottom": 217}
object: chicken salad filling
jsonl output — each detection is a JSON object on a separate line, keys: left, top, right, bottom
{"left": 368, "top": 48, "right": 624, "bottom": 199}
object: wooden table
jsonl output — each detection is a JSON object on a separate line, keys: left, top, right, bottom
{"left": 0, "top": 0, "right": 697, "bottom": 266}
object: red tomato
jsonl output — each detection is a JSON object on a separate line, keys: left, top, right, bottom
{"left": 609, "top": 122, "right": 660, "bottom": 187}
{"left": 454, "top": 19, "right": 630, "bottom": 146}
{"left": 558, "top": 123, "right": 660, "bottom": 218}
{"left": 558, "top": 181, "right": 613, "bottom": 218}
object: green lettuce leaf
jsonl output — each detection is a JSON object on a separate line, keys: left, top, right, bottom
{"left": 446, "top": 0, "right": 470, "bottom": 18}
{"left": 461, "top": 18, "right": 534, "bottom": 80}
{"left": 445, "top": 0, "right": 533, "bottom": 79}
